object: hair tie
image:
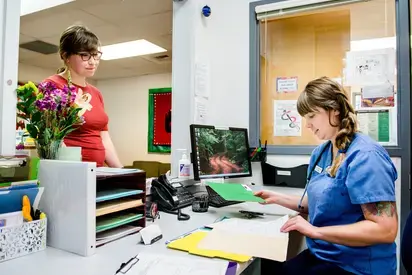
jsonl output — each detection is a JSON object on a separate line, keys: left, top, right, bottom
{"left": 338, "top": 142, "right": 351, "bottom": 154}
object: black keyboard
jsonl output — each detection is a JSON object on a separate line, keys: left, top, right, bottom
{"left": 206, "top": 186, "right": 242, "bottom": 208}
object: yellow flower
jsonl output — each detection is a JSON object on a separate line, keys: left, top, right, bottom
{"left": 27, "top": 81, "right": 38, "bottom": 95}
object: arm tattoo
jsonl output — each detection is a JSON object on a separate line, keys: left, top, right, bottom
{"left": 362, "top": 202, "right": 397, "bottom": 217}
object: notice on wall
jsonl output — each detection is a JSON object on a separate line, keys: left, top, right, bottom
{"left": 194, "top": 96, "right": 209, "bottom": 124}
{"left": 345, "top": 48, "right": 395, "bottom": 86}
{"left": 357, "top": 110, "right": 390, "bottom": 142}
{"left": 331, "top": 77, "right": 343, "bottom": 85}
{"left": 361, "top": 83, "right": 395, "bottom": 108}
{"left": 273, "top": 100, "right": 302, "bottom": 137}
{"left": 194, "top": 62, "right": 210, "bottom": 98}
{"left": 276, "top": 77, "right": 298, "bottom": 93}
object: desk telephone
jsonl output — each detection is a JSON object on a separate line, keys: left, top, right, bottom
{"left": 151, "top": 175, "right": 194, "bottom": 221}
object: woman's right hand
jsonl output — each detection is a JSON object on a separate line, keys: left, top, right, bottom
{"left": 254, "top": 190, "right": 279, "bottom": 204}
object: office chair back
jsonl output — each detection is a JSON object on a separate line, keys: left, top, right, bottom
{"left": 401, "top": 209, "right": 412, "bottom": 273}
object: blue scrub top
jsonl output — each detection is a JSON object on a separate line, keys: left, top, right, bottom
{"left": 306, "top": 133, "right": 397, "bottom": 275}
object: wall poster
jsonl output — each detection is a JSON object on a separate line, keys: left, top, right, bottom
{"left": 148, "top": 88, "right": 172, "bottom": 153}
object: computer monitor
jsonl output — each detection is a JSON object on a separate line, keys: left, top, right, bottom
{"left": 189, "top": 124, "right": 252, "bottom": 180}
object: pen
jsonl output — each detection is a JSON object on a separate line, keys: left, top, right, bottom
{"left": 165, "top": 227, "right": 201, "bottom": 245}
{"left": 115, "top": 255, "right": 139, "bottom": 274}
{"left": 250, "top": 147, "right": 258, "bottom": 158}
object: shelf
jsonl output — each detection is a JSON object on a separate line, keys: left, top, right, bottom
{"left": 95, "top": 170, "right": 147, "bottom": 247}
{"left": 96, "top": 198, "right": 143, "bottom": 217}
{"left": 96, "top": 188, "right": 143, "bottom": 203}
{"left": 96, "top": 212, "right": 144, "bottom": 233}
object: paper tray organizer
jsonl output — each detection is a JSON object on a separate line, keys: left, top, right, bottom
{"left": 0, "top": 218, "right": 47, "bottom": 263}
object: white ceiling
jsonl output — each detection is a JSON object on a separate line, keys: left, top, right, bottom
{"left": 19, "top": 0, "right": 173, "bottom": 80}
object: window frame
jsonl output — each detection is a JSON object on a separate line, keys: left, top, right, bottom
{"left": 249, "top": 0, "right": 408, "bottom": 157}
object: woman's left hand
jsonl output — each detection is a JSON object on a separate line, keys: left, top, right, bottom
{"left": 281, "top": 215, "right": 319, "bottom": 238}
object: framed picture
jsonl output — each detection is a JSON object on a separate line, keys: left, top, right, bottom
{"left": 148, "top": 88, "right": 171, "bottom": 153}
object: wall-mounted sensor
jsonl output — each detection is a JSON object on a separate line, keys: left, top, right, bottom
{"left": 202, "top": 5, "right": 211, "bottom": 17}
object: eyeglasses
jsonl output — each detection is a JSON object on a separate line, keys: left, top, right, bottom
{"left": 77, "top": 51, "right": 102, "bottom": 61}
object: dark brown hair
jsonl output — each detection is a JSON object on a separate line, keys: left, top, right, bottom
{"left": 297, "top": 76, "right": 358, "bottom": 177}
{"left": 57, "top": 25, "right": 100, "bottom": 73}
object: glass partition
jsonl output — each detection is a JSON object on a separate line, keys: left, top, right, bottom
{"left": 259, "top": 0, "right": 397, "bottom": 147}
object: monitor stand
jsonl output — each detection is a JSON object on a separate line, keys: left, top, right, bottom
{"left": 200, "top": 177, "right": 225, "bottom": 184}
{"left": 184, "top": 177, "right": 226, "bottom": 196}
{"left": 178, "top": 178, "right": 198, "bottom": 187}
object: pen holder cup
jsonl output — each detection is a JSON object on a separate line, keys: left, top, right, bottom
{"left": 0, "top": 218, "right": 47, "bottom": 263}
{"left": 249, "top": 148, "right": 267, "bottom": 162}
{"left": 192, "top": 194, "right": 209, "bottom": 213}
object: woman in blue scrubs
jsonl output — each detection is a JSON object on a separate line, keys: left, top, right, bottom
{"left": 255, "top": 76, "right": 398, "bottom": 275}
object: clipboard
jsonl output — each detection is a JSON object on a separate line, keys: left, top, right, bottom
{"left": 115, "top": 252, "right": 229, "bottom": 275}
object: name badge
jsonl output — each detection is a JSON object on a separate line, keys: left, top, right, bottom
{"left": 314, "top": 165, "right": 323, "bottom": 174}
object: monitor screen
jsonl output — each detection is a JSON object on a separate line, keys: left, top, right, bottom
{"left": 190, "top": 124, "right": 252, "bottom": 180}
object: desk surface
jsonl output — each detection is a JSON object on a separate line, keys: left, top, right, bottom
{"left": 0, "top": 186, "right": 303, "bottom": 275}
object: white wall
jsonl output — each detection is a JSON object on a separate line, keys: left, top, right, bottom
{"left": 171, "top": 0, "right": 260, "bottom": 177}
{"left": 97, "top": 73, "right": 172, "bottom": 166}
{"left": 172, "top": 0, "right": 304, "bottom": 175}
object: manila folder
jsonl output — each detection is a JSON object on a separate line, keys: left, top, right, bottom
{"left": 197, "top": 216, "right": 289, "bottom": 261}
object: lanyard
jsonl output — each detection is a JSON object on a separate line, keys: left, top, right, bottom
{"left": 298, "top": 141, "right": 332, "bottom": 210}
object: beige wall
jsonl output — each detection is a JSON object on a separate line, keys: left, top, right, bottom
{"left": 18, "top": 63, "right": 54, "bottom": 83}
{"left": 17, "top": 62, "right": 169, "bottom": 165}
{"left": 97, "top": 73, "right": 172, "bottom": 166}
{"left": 18, "top": 63, "right": 97, "bottom": 86}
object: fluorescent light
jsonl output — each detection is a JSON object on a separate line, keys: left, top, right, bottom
{"left": 350, "top": 36, "right": 396, "bottom": 51}
{"left": 100, "top": 39, "right": 167, "bottom": 60}
{"left": 21, "top": 0, "right": 75, "bottom": 16}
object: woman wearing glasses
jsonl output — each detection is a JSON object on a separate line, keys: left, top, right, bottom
{"left": 42, "top": 25, "right": 122, "bottom": 168}
{"left": 255, "top": 77, "right": 398, "bottom": 275}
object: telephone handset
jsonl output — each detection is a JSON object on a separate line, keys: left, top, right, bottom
{"left": 150, "top": 175, "right": 194, "bottom": 221}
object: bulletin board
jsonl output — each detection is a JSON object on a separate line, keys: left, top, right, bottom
{"left": 148, "top": 88, "right": 172, "bottom": 153}
{"left": 259, "top": 3, "right": 398, "bottom": 147}
{"left": 260, "top": 10, "right": 351, "bottom": 146}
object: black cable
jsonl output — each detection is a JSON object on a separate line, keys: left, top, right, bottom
{"left": 177, "top": 209, "right": 190, "bottom": 221}
{"left": 161, "top": 208, "right": 190, "bottom": 221}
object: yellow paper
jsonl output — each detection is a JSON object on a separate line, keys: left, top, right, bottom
{"left": 167, "top": 231, "right": 251, "bottom": 263}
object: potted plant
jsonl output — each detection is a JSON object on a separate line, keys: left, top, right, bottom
{"left": 16, "top": 81, "right": 84, "bottom": 159}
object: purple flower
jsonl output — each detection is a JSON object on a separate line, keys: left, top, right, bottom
{"left": 35, "top": 96, "right": 58, "bottom": 111}
{"left": 16, "top": 143, "right": 24, "bottom": 150}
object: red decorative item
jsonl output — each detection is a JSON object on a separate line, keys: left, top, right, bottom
{"left": 153, "top": 92, "right": 172, "bottom": 146}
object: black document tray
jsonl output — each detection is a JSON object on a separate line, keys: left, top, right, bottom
{"left": 261, "top": 161, "right": 308, "bottom": 188}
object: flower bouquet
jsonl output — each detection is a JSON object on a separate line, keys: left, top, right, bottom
{"left": 16, "top": 81, "right": 84, "bottom": 159}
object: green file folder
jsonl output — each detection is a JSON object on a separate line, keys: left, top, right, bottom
{"left": 206, "top": 183, "right": 265, "bottom": 203}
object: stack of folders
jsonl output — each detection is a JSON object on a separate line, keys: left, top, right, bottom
{"left": 167, "top": 230, "right": 252, "bottom": 263}
{"left": 166, "top": 215, "right": 290, "bottom": 263}
{"left": 96, "top": 187, "right": 144, "bottom": 246}
{"left": 0, "top": 180, "right": 45, "bottom": 228}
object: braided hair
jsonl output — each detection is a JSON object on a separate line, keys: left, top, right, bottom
{"left": 297, "top": 76, "right": 358, "bottom": 177}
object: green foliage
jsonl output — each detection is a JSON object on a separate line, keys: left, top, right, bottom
{"left": 16, "top": 81, "right": 84, "bottom": 147}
